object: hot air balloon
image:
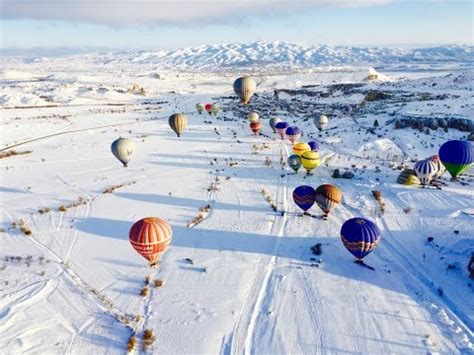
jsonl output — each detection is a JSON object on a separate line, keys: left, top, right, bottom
{"left": 129, "top": 217, "right": 172, "bottom": 267}
{"left": 205, "top": 103, "right": 213, "bottom": 115}
{"left": 195, "top": 103, "right": 204, "bottom": 114}
{"left": 285, "top": 126, "right": 301, "bottom": 145}
{"left": 429, "top": 155, "right": 446, "bottom": 179}
{"left": 292, "top": 142, "right": 311, "bottom": 156}
{"left": 439, "top": 140, "right": 473, "bottom": 178}
{"left": 211, "top": 103, "right": 220, "bottom": 116}
{"left": 250, "top": 121, "right": 261, "bottom": 135}
{"left": 269, "top": 117, "right": 282, "bottom": 133}
{"left": 308, "top": 140, "right": 319, "bottom": 152}
{"left": 301, "top": 151, "right": 320, "bottom": 174}
{"left": 315, "top": 184, "right": 342, "bottom": 219}
{"left": 340, "top": 217, "right": 381, "bottom": 260}
{"left": 233, "top": 76, "right": 257, "bottom": 105}
{"left": 287, "top": 154, "right": 301, "bottom": 173}
{"left": 111, "top": 137, "right": 136, "bottom": 167}
{"left": 275, "top": 122, "right": 289, "bottom": 139}
{"left": 396, "top": 169, "right": 421, "bottom": 186}
{"left": 247, "top": 112, "right": 259, "bottom": 123}
{"left": 315, "top": 114, "right": 328, "bottom": 131}
{"left": 292, "top": 185, "right": 315, "bottom": 213}
{"left": 169, "top": 113, "right": 188, "bottom": 137}
{"left": 414, "top": 159, "right": 437, "bottom": 186}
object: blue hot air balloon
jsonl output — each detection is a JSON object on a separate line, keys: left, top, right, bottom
{"left": 292, "top": 185, "right": 315, "bottom": 212}
{"left": 340, "top": 218, "right": 381, "bottom": 260}
{"left": 287, "top": 154, "right": 302, "bottom": 173}
{"left": 438, "top": 140, "right": 473, "bottom": 178}
{"left": 308, "top": 140, "right": 319, "bottom": 152}
{"left": 285, "top": 126, "right": 302, "bottom": 145}
{"left": 275, "top": 121, "right": 289, "bottom": 139}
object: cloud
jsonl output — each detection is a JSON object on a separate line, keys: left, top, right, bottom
{"left": 1, "top": 0, "right": 392, "bottom": 26}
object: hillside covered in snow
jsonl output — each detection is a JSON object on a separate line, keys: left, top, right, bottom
{"left": 4, "top": 41, "right": 473, "bottom": 71}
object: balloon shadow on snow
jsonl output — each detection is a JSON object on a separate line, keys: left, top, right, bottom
{"left": 116, "top": 192, "right": 269, "bottom": 213}
{"left": 75, "top": 217, "right": 130, "bottom": 240}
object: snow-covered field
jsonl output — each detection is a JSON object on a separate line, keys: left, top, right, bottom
{"left": 1, "top": 45, "right": 473, "bottom": 354}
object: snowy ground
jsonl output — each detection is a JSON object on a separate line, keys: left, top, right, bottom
{"left": 0, "top": 56, "right": 473, "bottom": 355}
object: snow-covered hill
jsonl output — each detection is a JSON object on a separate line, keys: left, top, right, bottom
{"left": 6, "top": 41, "right": 473, "bottom": 71}
{"left": 99, "top": 41, "right": 474, "bottom": 69}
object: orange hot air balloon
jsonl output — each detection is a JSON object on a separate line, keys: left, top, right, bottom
{"left": 129, "top": 217, "right": 172, "bottom": 267}
{"left": 250, "top": 121, "right": 261, "bottom": 135}
{"left": 205, "top": 103, "right": 213, "bottom": 115}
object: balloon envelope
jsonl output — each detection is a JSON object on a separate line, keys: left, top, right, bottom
{"left": 396, "top": 169, "right": 420, "bottom": 186}
{"left": 340, "top": 217, "right": 381, "bottom": 260}
{"left": 205, "top": 103, "right": 213, "bottom": 114}
{"left": 269, "top": 117, "right": 282, "bottom": 132}
{"left": 438, "top": 140, "right": 473, "bottom": 178}
{"left": 316, "top": 115, "right": 329, "bottom": 131}
{"left": 111, "top": 137, "right": 136, "bottom": 167}
{"left": 233, "top": 76, "right": 257, "bottom": 105}
{"left": 315, "top": 184, "right": 342, "bottom": 215}
{"left": 248, "top": 112, "right": 259, "bottom": 123}
{"left": 414, "top": 159, "right": 437, "bottom": 185}
{"left": 250, "top": 121, "right": 261, "bottom": 135}
{"left": 292, "top": 185, "right": 316, "bottom": 212}
{"left": 169, "top": 113, "right": 188, "bottom": 137}
{"left": 287, "top": 154, "right": 301, "bottom": 173}
{"left": 285, "top": 126, "right": 301, "bottom": 145}
{"left": 429, "top": 155, "right": 446, "bottom": 179}
{"left": 129, "top": 217, "right": 172, "bottom": 266}
{"left": 195, "top": 103, "right": 204, "bottom": 114}
{"left": 308, "top": 140, "right": 319, "bottom": 152}
{"left": 292, "top": 142, "right": 311, "bottom": 156}
{"left": 301, "top": 151, "right": 320, "bottom": 173}
{"left": 275, "top": 122, "right": 289, "bottom": 139}
{"left": 211, "top": 103, "right": 220, "bottom": 115}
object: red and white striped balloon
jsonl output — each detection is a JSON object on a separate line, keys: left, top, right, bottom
{"left": 129, "top": 217, "right": 172, "bottom": 267}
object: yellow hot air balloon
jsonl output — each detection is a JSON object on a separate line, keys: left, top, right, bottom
{"left": 301, "top": 151, "right": 320, "bottom": 174}
{"left": 111, "top": 137, "right": 136, "bottom": 167}
{"left": 247, "top": 112, "right": 259, "bottom": 123}
{"left": 292, "top": 142, "right": 311, "bottom": 156}
{"left": 397, "top": 169, "right": 421, "bottom": 186}
{"left": 234, "top": 76, "right": 257, "bottom": 105}
{"left": 169, "top": 113, "right": 187, "bottom": 137}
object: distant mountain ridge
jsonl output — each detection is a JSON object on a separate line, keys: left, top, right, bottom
{"left": 111, "top": 41, "right": 473, "bottom": 69}
{"left": 8, "top": 41, "right": 473, "bottom": 70}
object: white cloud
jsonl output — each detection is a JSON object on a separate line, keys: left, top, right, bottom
{"left": 1, "top": 0, "right": 392, "bottom": 26}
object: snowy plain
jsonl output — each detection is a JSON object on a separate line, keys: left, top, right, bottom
{"left": 0, "top": 42, "right": 473, "bottom": 354}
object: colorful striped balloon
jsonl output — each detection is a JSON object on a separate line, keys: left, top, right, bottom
{"left": 129, "top": 217, "right": 172, "bottom": 267}
{"left": 414, "top": 159, "right": 437, "bottom": 185}
{"left": 396, "top": 169, "right": 420, "bottom": 186}
{"left": 285, "top": 126, "right": 301, "bottom": 145}
{"left": 275, "top": 122, "right": 289, "bottom": 139}
{"left": 439, "top": 140, "right": 473, "bottom": 178}
{"left": 301, "top": 151, "right": 320, "bottom": 173}
{"left": 340, "top": 218, "right": 381, "bottom": 260}
{"left": 315, "top": 184, "right": 342, "bottom": 218}
{"left": 292, "top": 185, "right": 316, "bottom": 212}
{"left": 292, "top": 142, "right": 311, "bottom": 156}
{"left": 169, "top": 113, "right": 188, "bottom": 137}
{"left": 233, "top": 76, "right": 257, "bottom": 105}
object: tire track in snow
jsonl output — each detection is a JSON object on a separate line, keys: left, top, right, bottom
{"left": 227, "top": 139, "right": 289, "bottom": 355}
{"left": 339, "top": 200, "right": 473, "bottom": 351}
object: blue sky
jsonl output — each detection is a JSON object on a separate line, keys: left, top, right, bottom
{"left": 1, "top": 0, "right": 472, "bottom": 51}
